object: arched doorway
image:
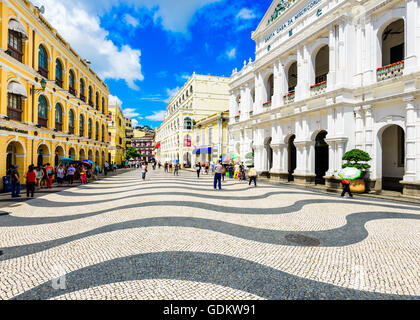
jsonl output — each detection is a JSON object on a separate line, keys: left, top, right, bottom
{"left": 68, "top": 147, "right": 76, "bottom": 159}
{"left": 264, "top": 137, "right": 273, "bottom": 174}
{"left": 314, "top": 45, "right": 329, "bottom": 84}
{"left": 381, "top": 19, "right": 404, "bottom": 67}
{"left": 381, "top": 125, "right": 405, "bottom": 192}
{"left": 287, "top": 135, "right": 296, "bottom": 182}
{"left": 315, "top": 131, "right": 329, "bottom": 185}
{"left": 55, "top": 146, "right": 65, "bottom": 166}
{"left": 95, "top": 151, "right": 100, "bottom": 165}
{"left": 88, "top": 150, "right": 93, "bottom": 161}
{"left": 37, "top": 144, "right": 49, "bottom": 167}
{"left": 6, "top": 141, "right": 25, "bottom": 173}
{"left": 79, "top": 149, "right": 86, "bottom": 161}
{"left": 183, "top": 152, "right": 191, "bottom": 168}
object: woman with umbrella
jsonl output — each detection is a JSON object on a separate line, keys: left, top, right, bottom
{"left": 337, "top": 167, "right": 361, "bottom": 198}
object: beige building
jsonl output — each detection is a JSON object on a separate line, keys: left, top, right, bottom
{"left": 124, "top": 117, "right": 133, "bottom": 147}
{"left": 107, "top": 101, "right": 126, "bottom": 165}
{"left": 155, "top": 73, "right": 230, "bottom": 167}
{"left": 193, "top": 111, "right": 229, "bottom": 164}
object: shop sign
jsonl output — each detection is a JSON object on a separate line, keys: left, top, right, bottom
{"left": 0, "top": 126, "right": 28, "bottom": 134}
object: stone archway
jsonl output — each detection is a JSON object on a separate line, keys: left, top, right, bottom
{"left": 6, "top": 141, "right": 26, "bottom": 177}
{"left": 314, "top": 131, "right": 329, "bottom": 185}
{"left": 287, "top": 135, "right": 296, "bottom": 182}
{"left": 37, "top": 144, "right": 50, "bottom": 167}
{"left": 381, "top": 125, "right": 405, "bottom": 192}
{"left": 68, "top": 147, "right": 76, "bottom": 159}
{"left": 79, "top": 149, "right": 86, "bottom": 161}
{"left": 54, "top": 145, "right": 65, "bottom": 166}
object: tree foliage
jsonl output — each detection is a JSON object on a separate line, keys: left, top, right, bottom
{"left": 342, "top": 149, "right": 371, "bottom": 171}
{"left": 126, "top": 147, "right": 140, "bottom": 160}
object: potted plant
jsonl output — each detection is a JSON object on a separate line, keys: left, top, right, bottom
{"left": 342, "top": 149, "right": 371, "bottom": 193}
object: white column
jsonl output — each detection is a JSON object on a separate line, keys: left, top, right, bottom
{"left": 404, "top": 0, "right": 419, "bottom": 75}
{"left": 363, "top": 16, "right": 375, "bottom": 86}
{"left": 254, "top": 145, "right": 264, "bottom": 173}
{"left": 363, "top": 104, "right": 374, "bottom": 176}
{"left": 255, "top": 72, "right": 264, "bottom": 113}
{"left": 328, "top": 24, "right": 337, "bottom": 91}
{"left": 403, "top": 97, "right": 417, "bottom": 181}
{"left": 325, "top": 140, "right": 336, "bottom": 177}
{"left": 273, "top": 59, "right": 284, "bottom": 108}
{"left": 229, "top": 94, "right": 237, "bottom": 124}
{"left": 354, "top": 106, "right": 364, "bottom": 149}
{"left": 296, "top": 45, "right": 309, "bottom": 101}
{"left": 270, "top": 144, "right": 281, "bottom": 173}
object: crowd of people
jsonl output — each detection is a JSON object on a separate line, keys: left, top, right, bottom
{"left": 6, "top": 160, "right": 118, "bottom": 198}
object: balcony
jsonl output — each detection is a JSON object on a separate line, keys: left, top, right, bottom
{"left": 80, "top": 94, "right": 86, "bottom": 102}
{"left": 283, "top": 92, "right": 295, "bottom": 104}
{"left": 69, "top": 87, "right": 77, "bottom": 96}
{"left": 7, "top": 45, "right": 23, "bottom": 63}
{"left": 55, "top": 78, "right": 63, "bottom": 88}
{"left": 7, "top": 107, "right": 22, "bottom": 121}
{"left": 235, "top": 115, "right": 240, "bottom": 123}
{"left": 249, "top": 110, "right": 253, "bottom": 117}
{"left": 38, "top": 116, "right": 48, "bottom": 128}
{"left": 377, "top": 60, "right": 404, "bottom": 82}
{"left": 69, "top": 126, "right": 75, "bottom": 134}
{"left": 310, "top": 81, "right": 327, "bottom": 96}
{"left": 56, "top": 122, "right": 62, "bottom": 132}
{"left": 263, "top": 101, "right": 272, "bottom": 108}
{"left": 38, "top": 67, "right": 48, "bottom": 79}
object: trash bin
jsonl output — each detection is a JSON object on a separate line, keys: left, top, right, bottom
{"left": 2, "top": 175, "right": 12, "bottom": 193}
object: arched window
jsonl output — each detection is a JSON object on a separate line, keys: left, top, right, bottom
{"left": 88, "top": 118, "right": 93, "bottom": 139}
{"left": 102, "top": 124, "right": 105, "bottom": 142}
{"left": 38, "top": 95, "right": 48, "bottom": 127}
{"left": 38, "top": 45, "right": 48, "bottom": 78}
{"left": 69, "top": 70, "right": 76, "bottom": 95}
{"left": 79, "top": 114, "right": 85, "bottom": 137}
{"left": 7, "top": 20, "right": 25, "bottom": 62}
{"left": 88, "top": 86, "right": 93, "bottom": 107}
{"left": 267, "top": 74, "right": 274, "bottom": 101}
{"left": 80, "top": 78, "right": 85, "bottom": 101}
{"left": 69, "top": 109, "right": 75, "bottom": 134}
{"left": 102, "top": 97, "right": 105, "bottom": 114}
{"left": 95, "top": 122, "right": 99, "bottom": 140}
{"left": 55, "top": 59, "right": 63, "bottom": 87}
{"left": 55, "top": 103, "right": 63, "bottom": 131}
{"left": 184, "top": 117, "right": 192, "bottom": 130}
{"left": 96, "top": 92, "right": 99, "bottom": 110}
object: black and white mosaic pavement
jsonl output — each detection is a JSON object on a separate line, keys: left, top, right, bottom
{"left": 0, "top": 169, "right": 419, "bottom": 300}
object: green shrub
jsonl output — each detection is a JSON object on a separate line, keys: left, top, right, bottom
{"left": 342, "top": 149, "right": 371, "bottom": 176}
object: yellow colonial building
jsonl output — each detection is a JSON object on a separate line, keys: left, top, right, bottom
{"left": 192, "top": 111, "right": 229, "bottom": 164}
{"left": 107, "top": 102, "right": 126, "bottom": 165}
{"left": 0, "top": 0, "right": 110, "bottom": 187}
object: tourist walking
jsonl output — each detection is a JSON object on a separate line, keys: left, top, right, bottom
{"left": 25, "top": 165, "right": 36, "bottom": 198}
{"left": 234, "top": 162, "right": 240, "bottom": 179}
{"left": 45, "top": 163, "right": 54, "bottom": 189}
{"left": 80, "top": 165, "right": 87, "bottom": 184}
{"left": 341, "top": 179, "right": 353, "bottom": 198}
{"left": 104, "top": 161, "right": 109, "bottom": 176}
{"left": 67, "top": 164, "right": 75, "bottom": 185}
{"left": 214, "top": 161, "right": 224, "bottom": 190}
{"left": 195, "top": 162, "right": 201, "bottom": 178}
{"left": 35, "top": 166, "right": 43, "bottom": 190}
{"left": 174, "top": 163, "right": 180, "bottom": 176}
{"left": 141, "top": 164, "right": 147, "bottom": 180}
{"left": 56, "top": 165, "right": 65, "bottom": 185}
{"left": 240, "top": 162, "right": 246, "bottom": 181}
{"left": 10, "top": 165, "right": 21, "bottom": 198}
{"left": 248, "top": 166, "right": 257, "bottom": 187}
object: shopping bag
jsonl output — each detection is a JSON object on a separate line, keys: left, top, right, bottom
{"left": 226, "top": 172, "right": 229, "bottom": 177}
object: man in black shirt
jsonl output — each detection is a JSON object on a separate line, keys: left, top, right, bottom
{"left": 10, "top": 165, "right": 21, "bottom": 198}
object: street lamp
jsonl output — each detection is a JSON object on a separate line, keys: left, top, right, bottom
{"left": 30, "top": 78, "right": 47, "bottom": 95}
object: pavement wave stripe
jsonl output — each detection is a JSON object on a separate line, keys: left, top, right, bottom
{"left": 25, "top": 190, "right": 320, "bottom": 208}
{"left": 2, "top": 197, "right": 418, "bottom": 228}
{"left": 51, "top": 279, "right": 265, "bottom": 300}
{"left": 2, "top": 211, "right": 419, "bottom": 260}
{"left": 11, "top": 251, "right": 419, "bottom": 300}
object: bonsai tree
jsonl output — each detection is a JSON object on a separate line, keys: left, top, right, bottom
{"left": 342, "top": 149, "right": 371, "bottom": 177}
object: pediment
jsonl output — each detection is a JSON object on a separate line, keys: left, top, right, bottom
{"left": 253, "top": 0, "right": 299, "bottom": 38}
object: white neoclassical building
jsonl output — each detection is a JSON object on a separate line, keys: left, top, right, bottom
{"left": 228, "top": 0, "right": 420, "bottom": 196}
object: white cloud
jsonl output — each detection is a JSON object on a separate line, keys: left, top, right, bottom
{"left": 109, "top": 95, "right": 122, "bottom": 106}
{"left": 175, "top": 73, "right": 191, "bottom": 83}
{"left": 165, "top": 87, "right": 181, "bottom": 103}
{"left": 146, "top": 110, "right": 166, "bottom": 122}
{"left": 123, "top": 108, "right": 141, "bottom": 118}
{"left": 124, "top": 14, "right": 139, "bottom": 28}
{"left": 236, "top": 8, "right": 256, "bottom": 20}
{"left": 34, "top": 0, "right": 144, "bottom": 90}
{"left": 131, "top": 119, "right": 139, "bottom": 127}
{"left": 226, "top": 48, "right": 237, "bottom": 60}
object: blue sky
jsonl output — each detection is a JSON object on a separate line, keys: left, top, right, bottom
{"left": 34, "top": 0, "right": 272, "bottom": 128}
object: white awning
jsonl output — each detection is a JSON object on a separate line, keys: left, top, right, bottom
{"left": 8, "top": 81, "right": 28, "bottom": 98}
{"left": 8, "top": 20, "right": 28, "bottom": 39}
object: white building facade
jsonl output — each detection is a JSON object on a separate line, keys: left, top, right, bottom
{"left": 228, "top": 0, "right": 420, "bottom": 196}
{"left": 156, "top": 74, "right": 230, "bottom": 167}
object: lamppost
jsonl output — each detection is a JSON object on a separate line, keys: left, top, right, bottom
{"left": 30, "top": 78, "right": 47, "bottom": 95}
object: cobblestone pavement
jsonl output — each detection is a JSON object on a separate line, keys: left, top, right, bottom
{"left": 0, "top": 169, "right": 419, "bottom": 300}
